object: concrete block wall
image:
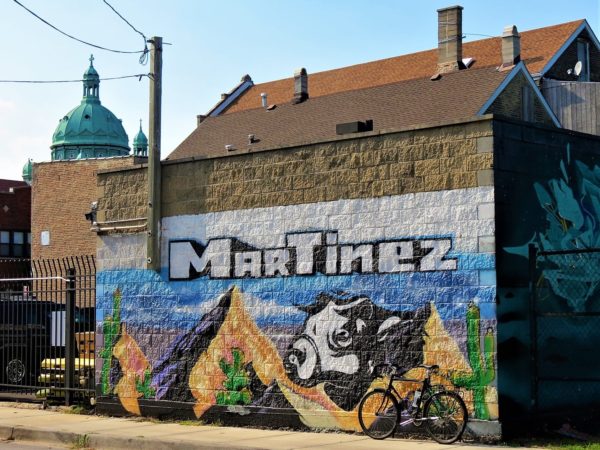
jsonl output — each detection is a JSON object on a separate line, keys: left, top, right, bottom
{"left": 95, "top": 119, "right": 500, "bottom": 434}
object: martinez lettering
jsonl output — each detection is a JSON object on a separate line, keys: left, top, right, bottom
{"left": 169, "top": 231, "right": 457, "bottom": 280}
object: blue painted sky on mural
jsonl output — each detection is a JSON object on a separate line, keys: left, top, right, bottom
{"left": 0, "top": 0, "right": 598, "bottom": 180}
{"left": 97, "top": 246, "right": 496, "bottom": 329}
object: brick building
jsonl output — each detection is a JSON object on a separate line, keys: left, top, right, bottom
{"left": 0, "top": 179, "right": 31, "bottom": 275}
{"left": 92, "top": 6, "right": 600, "bottom": 438}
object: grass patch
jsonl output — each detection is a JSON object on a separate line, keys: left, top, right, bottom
{"left": 71, "top": 434, "right": 90, "bottom": 449}
{"left": 178, "top": 420, "right": 205, "bottom": 426}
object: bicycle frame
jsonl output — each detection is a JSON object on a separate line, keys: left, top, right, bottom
{"left": 379, "top": 366, "right": 435, "bottom": 427}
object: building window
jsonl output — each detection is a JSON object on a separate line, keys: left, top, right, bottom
{"left": 0, "top": 231, "right": 31, "bottom": 258}
{"left": 577, "top": 39, "right": 590, "bottom": 82}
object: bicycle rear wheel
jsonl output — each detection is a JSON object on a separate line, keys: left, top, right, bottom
{"left": 358, "top": 388, "right": 399, "bottom": 440}
{"left": 423, "top": 391, "right": 467, "bottom": 444}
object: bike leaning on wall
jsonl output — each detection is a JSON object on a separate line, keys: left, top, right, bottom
{"left": 358, "top": 363, "right": 467, "bottom": 444}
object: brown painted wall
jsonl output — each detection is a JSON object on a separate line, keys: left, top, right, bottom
{"left": 31, "top": 157, "right": 145, "bottom": 260}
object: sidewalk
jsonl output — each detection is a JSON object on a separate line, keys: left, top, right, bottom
{"left": 0, "top": 403, "right": 506, "bottom": 450}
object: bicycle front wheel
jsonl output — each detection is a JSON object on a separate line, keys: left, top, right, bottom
{"left": 423, "top": 391, "right": 467, "bottom": 444}
{"left": 358, "top": 388, "right": 399, "bottom": 440}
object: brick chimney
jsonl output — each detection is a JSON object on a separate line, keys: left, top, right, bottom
{"left": 437, "top": 5, "right": 464, "bottom": 73}
{"left": 292, "top": 68, "right": 308, "bottom": 104}
{"left": 501, "top": 25, "right": 521, "bottom": 68}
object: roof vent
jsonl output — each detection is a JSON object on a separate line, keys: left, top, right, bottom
{"left": 225, "top": 144, "right": 236, "bottom": 152}
{"left": 336, "top": 120, "right": 373, "bottom": 135}
{"left": 501, "top": 25, "right": 520, "bottom": 68}
{"left": 261, "top": 93, "right": 268, "bottom": 108}
{"left": 462, "top": 57, "right": 475, "bottom": 68}
{"left": 436, "top": 5, "right": 464, "bottom": 73}
{"left": 292, "top": 68, "right": 309, "bottom": 104}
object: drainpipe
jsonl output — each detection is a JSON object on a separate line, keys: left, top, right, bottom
{"left": 147, "top": 36, "right": 162, "bottom": 271}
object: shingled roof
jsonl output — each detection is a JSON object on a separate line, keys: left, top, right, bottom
{"left": 168, "top": 66, "right": 508, "bottom": 161}
{"left": 222, "top": 20, "right": 583, "bottom": 115}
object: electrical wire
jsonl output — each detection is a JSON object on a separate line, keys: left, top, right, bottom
{"left": 101, "top": 0, "right": 149, "bottom": 64}
{"left": 12, "top": 0, "right": 144, "bottom": 55}
{"left": 0, "top": 74, "right": 149, "bottom": 84}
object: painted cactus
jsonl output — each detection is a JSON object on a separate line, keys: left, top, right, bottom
{"left": 216, "top": 348, "right": 252, "bottom": 406}
{"left": 452, "top": 303, "right": 495, "bottom": 420}
{"left": 135, "top": 369, "right": 156, "bottom": 399}
{"left": 99, "top": 289, "right": 122, "bottom": 395}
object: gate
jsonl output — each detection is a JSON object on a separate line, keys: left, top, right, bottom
{"left": 529, "top": 245, "right": 600, "bottom": 419}
{"left": 0, "top": 256, "right": 95, "bottom": 405}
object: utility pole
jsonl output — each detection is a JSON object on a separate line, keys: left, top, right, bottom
{"left": 147, "top": 36, "right": 162, "bottom": 271}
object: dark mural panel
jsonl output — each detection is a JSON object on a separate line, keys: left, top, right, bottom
{"left": 494, "top": 120, "right": 600, "bottom": 422}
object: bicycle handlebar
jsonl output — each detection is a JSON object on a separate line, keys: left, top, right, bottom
{"left": 372, "top": 363, "right": 440, "bottom": 378}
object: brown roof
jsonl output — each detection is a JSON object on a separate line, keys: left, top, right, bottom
{"left": 168, "top": 66, "right": 508, "bottom": 161}
{"left": 223, "top": 20, "right": 583, "bottom": 114}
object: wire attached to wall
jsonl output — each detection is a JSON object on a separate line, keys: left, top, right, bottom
{"left": 12, "top": 0, "right": 145, "bottom": 55}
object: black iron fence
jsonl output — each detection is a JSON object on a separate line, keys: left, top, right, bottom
{"left": 529, "top": 245, "right": 600, "bottom": 418}
{"left": 0, "top": 256, "right": 95, "bottom": 405}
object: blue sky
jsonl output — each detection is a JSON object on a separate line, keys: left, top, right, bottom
{"left": 0, "top": 0, "right": 598, "bottom": 180}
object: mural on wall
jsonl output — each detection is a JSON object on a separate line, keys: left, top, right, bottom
{"left": 97, "top": 189, "right": 499, "bottom": 428}
{"left": 506, "top": 146, "right": 600, "bottom": 311}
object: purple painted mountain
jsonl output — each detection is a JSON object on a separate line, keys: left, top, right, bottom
{"left": 150, "top": 288, "right": 232, "bottom": 402}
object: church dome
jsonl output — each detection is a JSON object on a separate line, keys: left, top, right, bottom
{"left": 51, "top": 55, "right": 130, "bottom": 160}
{"left": 22, "top": 158, "right": 32, "bottom": 185}
{"left": 132, "top": 120, "right": 148, "bottom": 157}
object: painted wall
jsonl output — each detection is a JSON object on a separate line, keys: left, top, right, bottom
{"left": 95, "top": 186, "right": 499, "bottom": 429}
{"left": 494, "top": 120, "right": 600, "bottom": 424}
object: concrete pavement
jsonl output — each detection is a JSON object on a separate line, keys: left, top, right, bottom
{"left": 0, "top": 403, "right": 511, "bottom": 450}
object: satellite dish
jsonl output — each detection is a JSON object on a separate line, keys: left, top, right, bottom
{"left": 574, "top": 61, "right": 583, "bottom": 77}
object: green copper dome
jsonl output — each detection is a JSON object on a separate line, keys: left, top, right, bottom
{"left": 51, "top": 55, "right": 130, "bottom": 160}
{"left": 132, "top": 120, "right": 148, "bottom": 157}
{"left": 22, "top": 159, "right": 33, "bottom": 185}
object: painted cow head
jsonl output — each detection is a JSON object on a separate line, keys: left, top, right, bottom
{"left": 285, "top": 292, "right": 430, "bottom": 410}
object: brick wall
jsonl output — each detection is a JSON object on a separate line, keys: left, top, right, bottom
{"left": 31, "top": 156, "right": 145, "bottom": 260}
{"left": 0, "top": 185, "right": 31, "bottom": 231}
{"left": 486, "top": 71, "right": 555, "bottom": 126}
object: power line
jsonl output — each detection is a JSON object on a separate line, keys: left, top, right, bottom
{"left": 101, "top": 0, "right": 149, "bottom": 65}
{"left": 0, "top": 74, "right": 149, "bottom": 84}
{"left": 12, "top": 0, "right": 145, "bottom": 55}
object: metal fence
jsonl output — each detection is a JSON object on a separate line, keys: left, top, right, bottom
{"left": 0, "top": 256, "right": 95, "bottom": 405}
{"left": 529, "top": 245, "right": 600, "bottom": 418}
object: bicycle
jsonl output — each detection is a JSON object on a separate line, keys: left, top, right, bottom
{"left": 358, "top": 363, "right": 467, "bottom": 444}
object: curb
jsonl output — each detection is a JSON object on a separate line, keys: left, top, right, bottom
{"left": 0, "top": 424, "right": 263, "bottom": 450}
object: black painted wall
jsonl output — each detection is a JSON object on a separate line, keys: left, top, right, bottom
{"left": 494, "top": 118, "right": 600, "bottom": 429}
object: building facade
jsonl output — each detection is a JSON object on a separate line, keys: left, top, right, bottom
{"left": 92, "top": 6, "right": 600, "bottom": 438}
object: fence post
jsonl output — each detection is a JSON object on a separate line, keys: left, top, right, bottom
{"left": 65, "top": 268, "right": 76, "bottom": 406}
{"left": 528, "top": 243, "right": 538, "bottom": 417}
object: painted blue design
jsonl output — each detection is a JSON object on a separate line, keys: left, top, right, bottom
{"left": 97, "top": 247, "right": 497, "bottom": 331}
{"left": 505, "top": 146, "right": 600, "bottom": 311}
